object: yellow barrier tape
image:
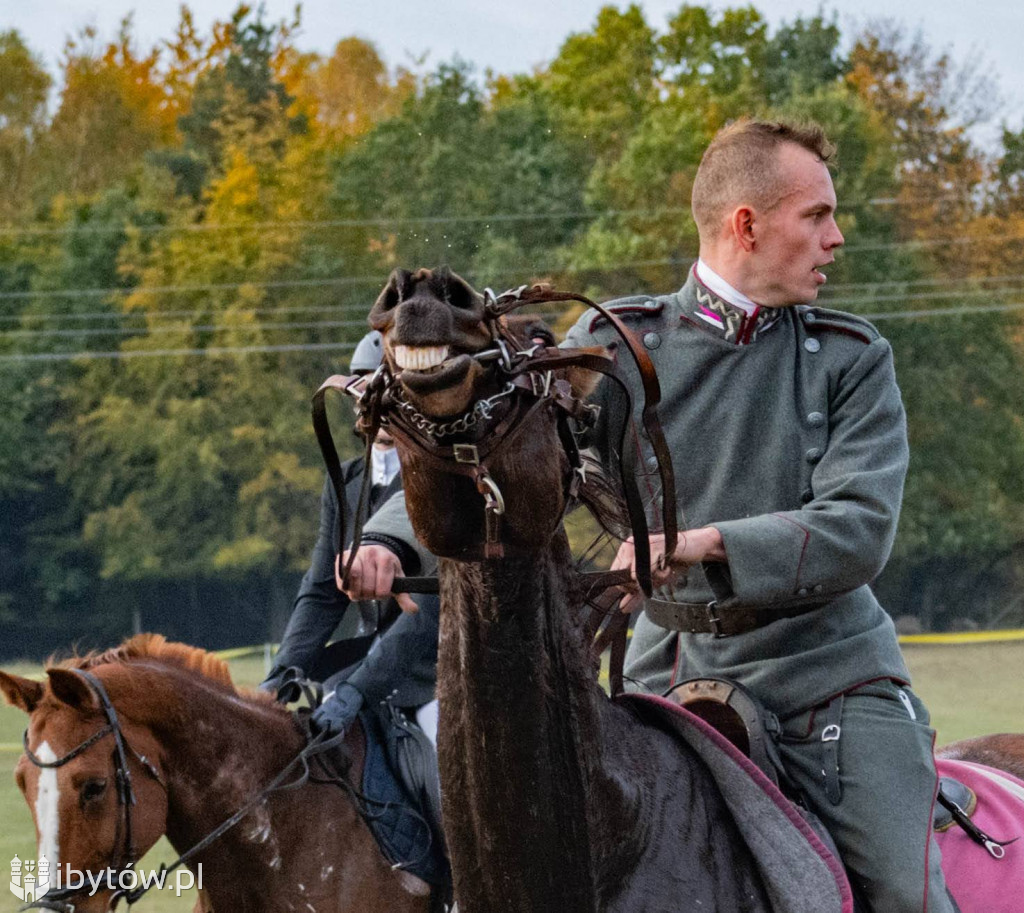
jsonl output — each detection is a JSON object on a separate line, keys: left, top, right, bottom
{"left": 900, "top": 629, "right": 1024, "bottom": 645}
{"left": 214, "top": 644, "right": 272, "bottom": 661}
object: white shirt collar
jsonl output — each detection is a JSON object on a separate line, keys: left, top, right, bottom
{"left": 371, "top": 446, "right": 401, "bottom": 486}
{"left": 695, "top": 259, "right": 760, "bottom": 315}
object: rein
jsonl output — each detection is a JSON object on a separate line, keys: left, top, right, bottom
{"left": 311, "top": 282, "right": 678, "bottom": 602}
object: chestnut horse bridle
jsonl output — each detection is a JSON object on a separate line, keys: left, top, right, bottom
{"left": 20, "top": 671, "right": 356, "bottom": 912}
{"left": 21, "top": 669, "right": 166, "bottom": 912}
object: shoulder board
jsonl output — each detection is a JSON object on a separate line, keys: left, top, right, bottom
{"left": 799, "top": 306, "right": 880, "bottom": 344}
{"left": 587, "top": 295, "right": 665, "bottom": 333}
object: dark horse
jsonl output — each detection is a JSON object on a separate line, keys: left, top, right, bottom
{"left": 352, "top": 266, "right": 1024, "bottom": 913}
{"left": 356, "top": 267, "right": 786, "bottom": 913}
{"left": 0, "top": 634, "right": 431, "bottom": 913}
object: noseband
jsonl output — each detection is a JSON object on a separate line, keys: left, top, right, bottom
{"left": 313, "top": 282, "right": 679, "bottom": 602}
{"left": 21, "top": 669, "right": 165, "bottom": 912}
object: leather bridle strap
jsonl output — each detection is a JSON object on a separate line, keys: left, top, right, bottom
{"left": 21, "top": 669, "right": 165, "bottom": 913}
{"left": 485, "top": 284, "right": 679, "bottom": 571}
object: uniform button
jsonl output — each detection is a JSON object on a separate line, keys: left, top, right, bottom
{"left": 806, "top": 411, "right": 825, "bottom": 427}
{"left": 803, "top": 311, "right": 817, "bottom": 324}
{"left": 801, "top": 488, "right": 814, "bottom": 504}
{"left": 804, "top": 337, "right": 821, "bottom": 353}
{"left": 813, "top": 584, "right": 824, "bottom": 595}
{"left": 643, "top": 332, "right": 661, "bottom": 350}
{"left": 646, "top": 456, "right": 658, "bottom": 470}
{"left": 797, "top": 588, "right": 809, "bottom": 597}
{"left": 805, "top": 448, "right": 823, "bottom": 463}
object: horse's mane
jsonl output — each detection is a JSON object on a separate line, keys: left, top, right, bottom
{"left": 49, "top": 633, "right": 263, "bottom": 699}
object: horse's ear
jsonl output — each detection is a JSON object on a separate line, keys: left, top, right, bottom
{"left": 46, "top": 669, "right": 99, "bottom": 712}
{"left": 0, "top": 672, "right": 43, "bottom": 713}
{"left": 439, "top": 268, "right": 483, "bottom": 312}
{"left": 564, "top": 346, "right": 611, "bottom": 399}
{"left": 369, "top": 269, "right": 409, "bottom": 327}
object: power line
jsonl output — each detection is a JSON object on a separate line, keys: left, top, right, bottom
{"left": 0, "top": 318, "right": 371, "bottom": 340}
{"left": 5, "top": 232, "right": 1024, "bottom": 305}
{"left": 7, "top": 268, "right": 1024, "bottom": 326}
{"left": 0, "top": 193, "right": 966, "bottom": 238}
{"left": 820, "top": 284, "right": 1024, "bottom": 309}
{"left": 867, "top": 300, "right": 1024, "bottom": 321}
{"left": 7, "top": 282, "right": 1024, "bottom": 343}
{"left": 4, "top": 300, "right": 1024, "bottom": 365}
{"left": 0, "top": 274, "right": 385, "bottom": 302}
{"left": 0, "top": 341, "right": 358, "bottom": 364}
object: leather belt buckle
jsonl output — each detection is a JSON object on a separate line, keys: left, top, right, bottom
{"left": 705, "top": 601, "right": 724, "bottom": 638}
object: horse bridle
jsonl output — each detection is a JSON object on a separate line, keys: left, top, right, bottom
{"left": 20, "top": 671, "right": 364, "bottom": 912}
{"left": 312, "top": 281, "right": 680, "bottom": 604}
{"left": 21, "top": 669, "right": 166, "bottom": 912}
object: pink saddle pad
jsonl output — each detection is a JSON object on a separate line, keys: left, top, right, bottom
{"left": 934, "top": 758, "right": 1024, "bottom": 911}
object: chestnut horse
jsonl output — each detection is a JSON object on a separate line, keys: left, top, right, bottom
{"left": 0, "top": 634, "right": 430, "bottom": 913}
{"left": 939, "top": 734, "right": 1024, "bottom": 781}
{"left": 352, "top": 266, "right": 1024, "bottom": 913}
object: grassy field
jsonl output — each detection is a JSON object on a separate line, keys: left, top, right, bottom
{"left": 1, "top": 643, "right": 1022, "bottom": 912}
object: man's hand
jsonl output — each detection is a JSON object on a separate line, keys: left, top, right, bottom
{"left": 336, "top": 544, "right": 418, "bottom": 613}
{"left": 310, "top": 683, "right": 364, "bottom": 739}
{"left": 612, "top": 528, "right": 726, "bottom": 613}
{"left": 259, "top": 665, "right": 304, "bottom": 704}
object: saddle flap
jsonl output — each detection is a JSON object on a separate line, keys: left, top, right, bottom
{"left": 359, "top": 704, "right": 449, "bottom": 888}
{"left": 620, "top": 692, "right": 854, "bottom": 913}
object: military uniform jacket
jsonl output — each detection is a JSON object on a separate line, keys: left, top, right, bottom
{"left": 276, "top": 457, "right": 438, "bottom": 709}
{"left": 564, "top": 268, "right": 912, "bottom": 714}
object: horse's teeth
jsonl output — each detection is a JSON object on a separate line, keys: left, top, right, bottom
{"left": 394, "top": 345, "right": 450, "bottom": 370}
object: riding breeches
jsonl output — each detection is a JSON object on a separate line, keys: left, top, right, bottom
{"left": 774, "top": 679, "right": 959, "bottom": 913}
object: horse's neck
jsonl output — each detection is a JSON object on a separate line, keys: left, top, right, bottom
{"left": 137, "top": 668, "right": 426, "bottom": 913}
{"left": 436, "top": 531, "right": 610, "bottom": 913}
{"left": 144, "top": 671, "right": 304, "bottom": 850}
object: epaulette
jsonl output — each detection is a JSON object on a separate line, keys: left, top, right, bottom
{"left": 587, "top": 295, "right": 665, "bottom": 333}
{"left": 798, "top": 306, "right": 880, "bottom": 345}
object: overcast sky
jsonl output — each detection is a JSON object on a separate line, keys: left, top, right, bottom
{"left": 5, "top": 1, "right": 1022, "bottom": 135}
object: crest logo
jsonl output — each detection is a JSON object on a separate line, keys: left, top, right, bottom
{"left": 10, "top": 854, "right": 51, "bottom": 902}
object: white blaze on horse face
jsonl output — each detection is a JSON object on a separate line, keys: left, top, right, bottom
{"left": 34, "top": 742, "right": 60, "bottom": 868}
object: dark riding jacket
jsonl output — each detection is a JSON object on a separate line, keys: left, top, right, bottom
{"left": 272, "top": 457, "right": 438, "bottom": 710}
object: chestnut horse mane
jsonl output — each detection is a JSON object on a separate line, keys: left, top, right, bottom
{"left": 48, "top": 633, "right": 272, "bottom": 702}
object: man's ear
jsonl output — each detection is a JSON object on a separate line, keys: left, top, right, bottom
{"left": 0, "top": 672, "right": 44, "bottom": 713}
{"left": 564, "top": 346, "right": 610, "bottom": 398}
{"left": 46, "top": 669, "right": 99, "bottom": 712}
{"left": 729, "top": 205, "right": 757, "bottom": 251}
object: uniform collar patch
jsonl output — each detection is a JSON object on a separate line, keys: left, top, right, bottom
{"left": 682, "top": 266, "right": 782, "bottom": 345}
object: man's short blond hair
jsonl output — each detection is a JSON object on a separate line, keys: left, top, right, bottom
{"left": 691, "top": 119, "right": 836, "bottom": 238}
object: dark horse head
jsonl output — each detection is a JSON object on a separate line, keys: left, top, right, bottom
{"left": 367, "top": 266, "right": 609, "bottom": 560}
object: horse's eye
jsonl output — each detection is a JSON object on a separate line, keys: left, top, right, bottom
{"left": 80, "top": 779, "right": 108, "bottom": 804}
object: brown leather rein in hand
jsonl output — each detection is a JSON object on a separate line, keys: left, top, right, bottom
{"left": 311, "top": 282, "right": 678, "bottom": 614}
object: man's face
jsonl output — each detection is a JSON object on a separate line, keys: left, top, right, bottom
{"left": 748, "top": 143, "right": 844, "bottom": 307}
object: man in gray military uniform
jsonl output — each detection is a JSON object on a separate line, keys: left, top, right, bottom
{"left": 339, "top": 122, "right": 956, "bottom": 911}
{"left": 564, "top": 120, "right": 954, "bottom": 912}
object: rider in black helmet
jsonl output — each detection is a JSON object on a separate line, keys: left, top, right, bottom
{"left": 260, "top": 331, "right": 439, "bottom": 743}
